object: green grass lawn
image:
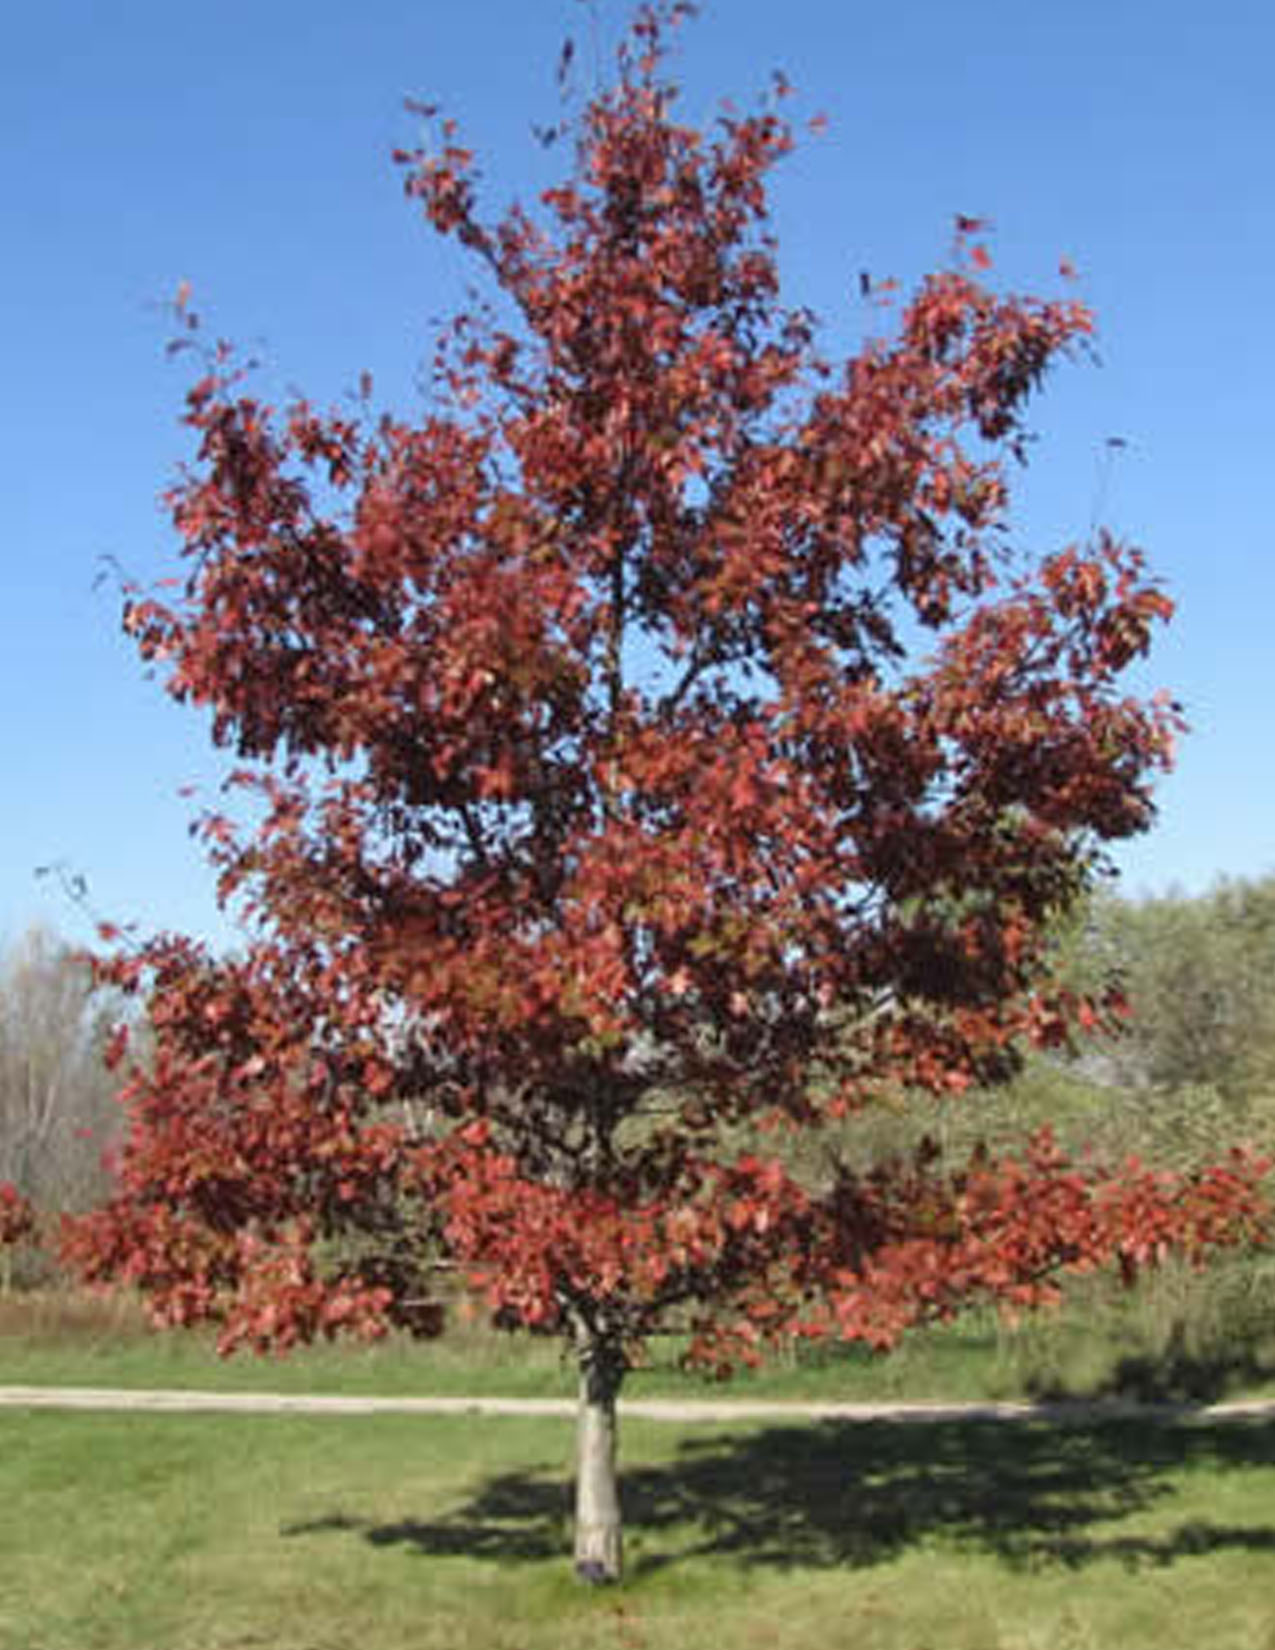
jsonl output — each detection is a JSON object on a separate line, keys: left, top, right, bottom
{"left": 5, "top": 1289, "right": 1275, "bottom": 1647}
{"left": 2, "top": 1405, "right": 1274, "bottom": 1649}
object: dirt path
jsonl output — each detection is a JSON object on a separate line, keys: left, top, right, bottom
{"left": 2, "top": 1386, "right": 1274, "bottom": 1423}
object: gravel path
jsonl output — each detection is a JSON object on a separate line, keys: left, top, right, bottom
{"left": 2, "top": 1386, "right": 1274, "bottom": 1423}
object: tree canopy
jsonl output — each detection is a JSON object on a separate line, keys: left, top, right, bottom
{"left": 69, "top": 2, "right": 1269, "bottom": 1581}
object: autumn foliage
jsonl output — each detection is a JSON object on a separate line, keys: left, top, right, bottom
{"left": 1, "top": 1182, "right": 37, "bottom": 1293}
{"left": 0, "top": 1183, "right": 36, "bottom": 1252}
{"left": 71, "top": 3, "right": 1267, "bottom": 1391}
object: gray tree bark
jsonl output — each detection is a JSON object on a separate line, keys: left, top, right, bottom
{"left": 572, "top": 1329, "right": 625, "bottom": 1584}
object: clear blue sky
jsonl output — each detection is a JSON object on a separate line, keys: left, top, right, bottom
{"left": 5, "top": 0, "right": 1272, "bottom": 951}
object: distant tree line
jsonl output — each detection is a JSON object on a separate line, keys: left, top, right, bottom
{"left": 0, "top": 927, "right": 124, "bottom": 1276}
{"left": 1084, "top": 875, "right": 1275, "bottom": 1103}
{"left": 778, "top": 872, "right": 1275, "bottom": 1187}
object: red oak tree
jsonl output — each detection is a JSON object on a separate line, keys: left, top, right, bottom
{"left": 69, "top": 3, "right": 1268, "bottom": 1582}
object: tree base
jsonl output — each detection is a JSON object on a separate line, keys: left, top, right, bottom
{"left": 573, "top": 1524, "right": 622, "bottom": 1586}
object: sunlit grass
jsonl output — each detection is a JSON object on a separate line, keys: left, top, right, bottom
{"left": 2, "top": 1406, "right": 1274, "bottom": 1649}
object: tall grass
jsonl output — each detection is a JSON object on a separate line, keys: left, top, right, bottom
{"left": 5, "top": 1261, "right": 1275, "bottom": 1405}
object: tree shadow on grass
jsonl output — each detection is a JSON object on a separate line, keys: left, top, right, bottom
{"left": 281, "top": 1416, "right": 1275, "bottom": 1576}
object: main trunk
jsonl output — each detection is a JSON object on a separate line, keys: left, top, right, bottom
{"left": 573, "top": 1330, "right": 625, "bottom": 1584}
